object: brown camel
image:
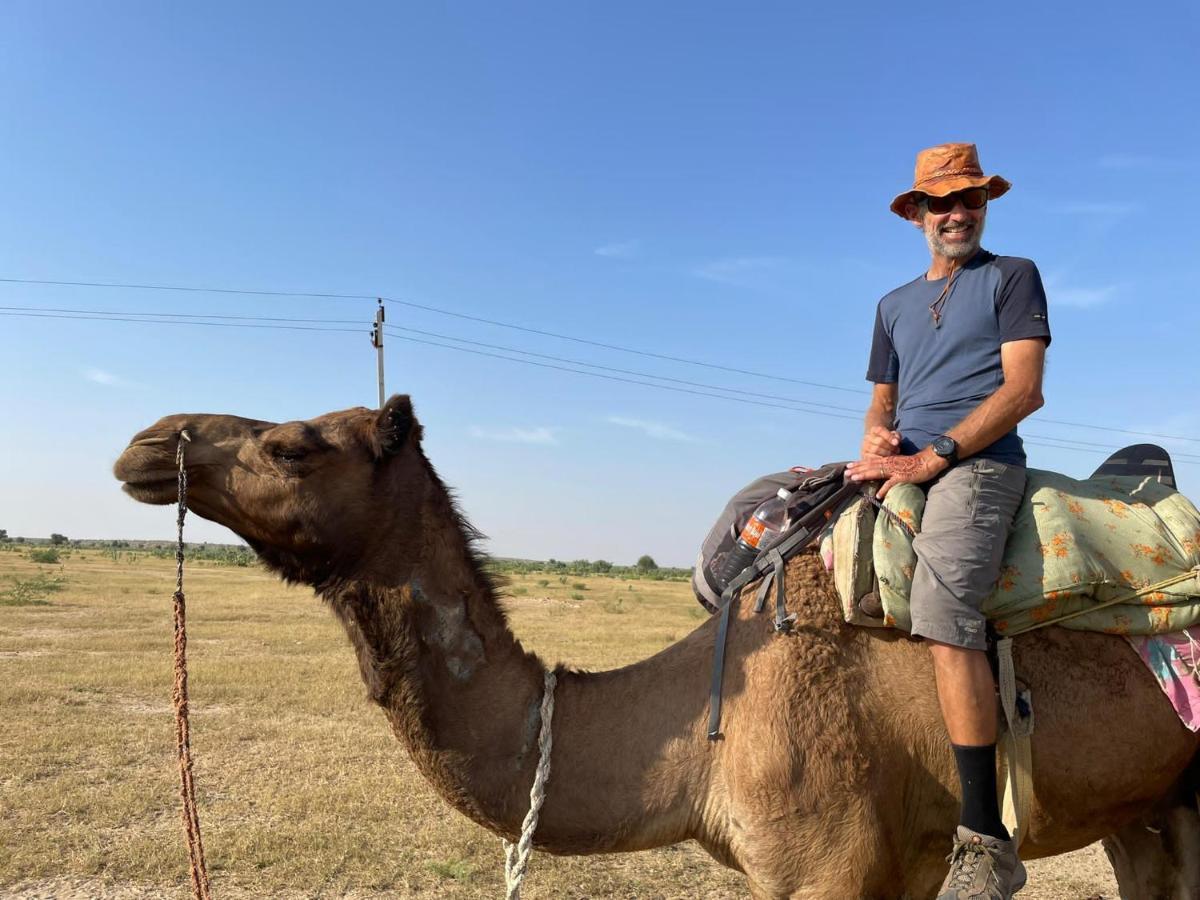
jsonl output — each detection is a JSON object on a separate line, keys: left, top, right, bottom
{"left": 113, "top": 395, "right": 1200, "bottom": 899}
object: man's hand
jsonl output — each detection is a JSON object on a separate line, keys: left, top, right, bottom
{"left": 846, "top": 448, "right": 948, "bottom": 499}
{"left": 860, "top": 425, "right": 902, "bottom": 458}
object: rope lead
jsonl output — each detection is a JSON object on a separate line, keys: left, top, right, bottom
{"left": 502, "top": 669, "right": 557, "bottom": 899}
{"left": 174, "top": 431, "right": 212, "bottom": 900}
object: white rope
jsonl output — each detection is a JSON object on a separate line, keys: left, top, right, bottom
{"left": 997, "top": 637, "right": 1034, "bottom": 848}
{"left": 503, "top": 669, "right": 557, "bottom": 900}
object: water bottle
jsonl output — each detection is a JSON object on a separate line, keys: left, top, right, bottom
{"left": 717, "top": 488, "right": 792, "bottom": 589}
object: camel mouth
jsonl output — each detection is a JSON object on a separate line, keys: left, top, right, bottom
{"left": 120, "top": 478, "right": 180, "bottom": 505}
{"left": 114, "top": 433, "right": 182, "bottom": 502}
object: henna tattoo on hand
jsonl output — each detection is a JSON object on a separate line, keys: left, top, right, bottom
{"left": 881, "top": 455, "right": 922, "bottom": 479}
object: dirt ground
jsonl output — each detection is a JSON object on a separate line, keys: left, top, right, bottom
{"left": 0, "top": 549, "right": 1122, "bottom": 898}
{"left": 0, "top": 845, "right": 1122, "bottom": 899}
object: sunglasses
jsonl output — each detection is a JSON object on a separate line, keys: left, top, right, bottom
{"left": 919, "top": 187, "right": 989, "bottom": 215}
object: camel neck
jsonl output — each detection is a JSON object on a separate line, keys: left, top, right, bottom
{"left": 324, "top": 484, "right": 709, "bottom": 854}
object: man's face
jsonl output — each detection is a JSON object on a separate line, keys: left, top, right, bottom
{"left": 907, "top": 192, "right": 987, "bottom": 260}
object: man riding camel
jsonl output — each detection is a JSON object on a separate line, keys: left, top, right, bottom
{"left": 846, "top": 143, "right": 1051, "bottom": 899}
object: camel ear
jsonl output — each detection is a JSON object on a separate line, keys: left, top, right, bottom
{"left": 376, "top": 395, "right": 422, "bottom": 455}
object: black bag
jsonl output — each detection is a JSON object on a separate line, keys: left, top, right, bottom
{"left": 692, "top": 462, "right": 851, "bottom": 613}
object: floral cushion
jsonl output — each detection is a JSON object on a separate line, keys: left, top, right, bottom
{"left": 834, "top": 470, "right": 1200, "bottom": 637}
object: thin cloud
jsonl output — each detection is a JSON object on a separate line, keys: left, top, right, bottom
{"left": 83, "top": 367, "right": 135, "bottom": 387}
{"left": 607, "top": 416, "right": 696, "bottom": 442}
{"left": 1097, "top": 154, "right": 1190, "bottom": 171}
{"left": 1049, "top": 284, "right": 1120, "bottom": 309}
{"left": 468, "top": 425, "right": 559, "bottom": 445}
{"left": 1050, "top": 201, "right": 1139, "bottom": 216}
{"left": 594, "top": 240, "right": 640, "bottom": 259}
{"left": 693, "top": 256, "right": 783, "bottom": 285}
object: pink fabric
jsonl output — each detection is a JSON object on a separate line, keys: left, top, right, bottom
{"left": 1127, "top": 628, "right": 1200, "bottom": 733}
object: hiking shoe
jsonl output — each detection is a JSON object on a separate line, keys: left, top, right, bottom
{"left": 936, "top": 826, "right": 1027, "bottom": 899}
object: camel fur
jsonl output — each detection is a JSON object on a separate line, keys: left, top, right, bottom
{"left": 113, "top": 395, "right": 1200, "bottom": 899}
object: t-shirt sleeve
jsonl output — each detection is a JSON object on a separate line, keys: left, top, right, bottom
{"left": 866, "top": 304, "right": 899, "bottom": 383}
{"left": 995, "top": 257, "right": 1052, "bottom": 347}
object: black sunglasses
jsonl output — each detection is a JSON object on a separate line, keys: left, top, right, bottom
{"left": 919, "top": 187, "right": 989, "bottom": 215}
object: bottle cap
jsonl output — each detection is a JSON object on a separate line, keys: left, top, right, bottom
{"left": 776, "top": 488, "right": 791, "bottom": 500}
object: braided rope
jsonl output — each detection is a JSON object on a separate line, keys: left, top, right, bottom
{"left": 173, "top": 432, "right": 212, "bottom": 900}
{"left": 502, "top": 669, "right": 557, "bottom": 900}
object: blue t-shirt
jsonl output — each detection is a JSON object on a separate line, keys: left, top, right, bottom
{"left": 866, "top": 250, "right": 1051, "bottom": 465}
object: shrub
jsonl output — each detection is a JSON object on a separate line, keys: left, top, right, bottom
{"left": 1, "top": 573, "right": 66, "bottom": 606}
{"left": 28, "top": 548, "right": 60, "bottom": 564}
{"left": 572, "top": 582, "right": 587, "bottom": 591}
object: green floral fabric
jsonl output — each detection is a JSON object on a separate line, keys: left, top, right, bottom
{"left": 856, "top": 470, "right": 1200, "bottom": 636}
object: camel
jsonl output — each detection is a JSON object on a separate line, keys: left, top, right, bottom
{"left": 113, "top": 395, "right": 1200, "bottom": 899}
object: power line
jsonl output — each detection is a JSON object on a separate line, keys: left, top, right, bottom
{"left": 3, "top": 279, "right": 1199, "bottom": 445}
{"left": 0, "top": 310, "right": 361, "bottom": 335}
{"left": 385, "top": 321, "right": 1200, "bottom": 456}
{"left": 397, "top": 332, "right": 1200, "bottom": 462}
{"left": 5, "top": 305, "right": 1199, "bottom": 465}
{"left": 0, "top": 277, "right": 375, "bottom": 302}
{"left": 0, "top": 305, "right": 362, "bottom": 325}
{"left": 0, "top": 275, "right": 867, "bottom": 395}
{"left": 384, "top": 324, "right": 864, "bottom": 416}
{"left": 10, "top": 300, "right": 1190, "bottom": 448}
{"left": 386, "top": 331, "right": 864, "bottom": 422}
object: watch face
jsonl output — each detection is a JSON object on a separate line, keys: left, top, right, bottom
{"left": 933, "top": 436, "right": 956, "bottom": 457}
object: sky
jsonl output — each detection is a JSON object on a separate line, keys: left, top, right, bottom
{"left": 2, "top": 3, "right": 1198, "bottom": 567}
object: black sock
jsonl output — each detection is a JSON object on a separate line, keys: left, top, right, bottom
{"left": 952, "top": 743, "right": 1009, "bottom": 840}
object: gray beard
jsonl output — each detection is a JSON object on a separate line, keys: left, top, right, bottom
{"left": 925, "top": 217, "right": 985, "bottom": 260}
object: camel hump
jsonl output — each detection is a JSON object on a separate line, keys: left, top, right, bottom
{"left": 1090, "top": 443, "right": 1176, "bottom": 489}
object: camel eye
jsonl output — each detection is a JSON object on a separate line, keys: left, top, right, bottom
{"left": 270, "top": 447, "right": 308, "bottom": 464}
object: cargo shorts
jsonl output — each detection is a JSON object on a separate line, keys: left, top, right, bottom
{"left": 909, "top": 458, "right": 1027, "bottom": 651}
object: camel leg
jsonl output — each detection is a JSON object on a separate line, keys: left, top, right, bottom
{"left": 1103, "top": 761, "right": 1200, "bottom": 899}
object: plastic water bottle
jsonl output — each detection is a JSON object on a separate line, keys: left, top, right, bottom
{"left": 717, "top": 488, "right": 792, "bottom": 589}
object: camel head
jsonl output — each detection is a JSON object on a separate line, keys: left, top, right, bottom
{"left": 113, "top": 395, "right": 432, "bottom": 587}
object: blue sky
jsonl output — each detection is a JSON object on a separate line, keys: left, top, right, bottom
{"left": 2, "top": 3, "right": 1198, "bottom": 566}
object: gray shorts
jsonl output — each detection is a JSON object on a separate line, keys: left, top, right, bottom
{"left": 909, "top": 458, "right": 1026, "bottom": 651}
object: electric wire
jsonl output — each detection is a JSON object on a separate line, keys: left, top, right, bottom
{"left": 384, "top": 324, "right": 863, "bottom": 416}
{"left": 0, "top": 308, "right": 858, "bottom": 421}
{"left": 0, "top": 310, "right": 361, "bottom": 335}
{"left": 2, "top": 281, "right": 1198, "bottom": 445}
{"left": 384, "top": 322, "right": 1200, "bottom": 456}
{"left": 386, "top": 331, "right": 864, "bottom": 422}
{"left": 9, "top": 302, "right": 1188, "bottom": 456}
{"left": 0, "top": 304, "right": 362, "bottom": 325}
{"left": 0, "top": 276, "right": 868, "bottom": 395}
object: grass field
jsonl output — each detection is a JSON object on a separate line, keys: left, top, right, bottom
{"left": 0, "top": 548, "right": 1118, "bottom": 898}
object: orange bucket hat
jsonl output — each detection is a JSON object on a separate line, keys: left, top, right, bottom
{"left": 890, "top": 142, "right": 1011, "bottom": 218}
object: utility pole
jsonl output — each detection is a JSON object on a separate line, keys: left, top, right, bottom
{"left": 370, "top": 298, "right": 385, "bottom": 407}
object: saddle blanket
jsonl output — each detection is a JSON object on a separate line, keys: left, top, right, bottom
{"left": 823, "top": 469, "right": 1200, "bottom": 636}
{"left": 1128, "top": 627, "right": 1200, "bottom": 732}
{"left": 821, "top": 469, "right": 1200, "bottom": 729}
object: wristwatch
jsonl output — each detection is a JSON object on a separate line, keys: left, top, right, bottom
{"left": 931, "top": 435, "right": 959, "bottom": 466}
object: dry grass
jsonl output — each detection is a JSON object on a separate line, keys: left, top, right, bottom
{"left": 0, "top": 549, "right": 1116, "bottom": 898}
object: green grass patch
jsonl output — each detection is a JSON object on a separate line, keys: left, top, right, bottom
{"left": 1, "top": 572, "right": 67, "bottom": 605}
{"left": 425, "top": 857, "right": 475, "bottom": 881}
